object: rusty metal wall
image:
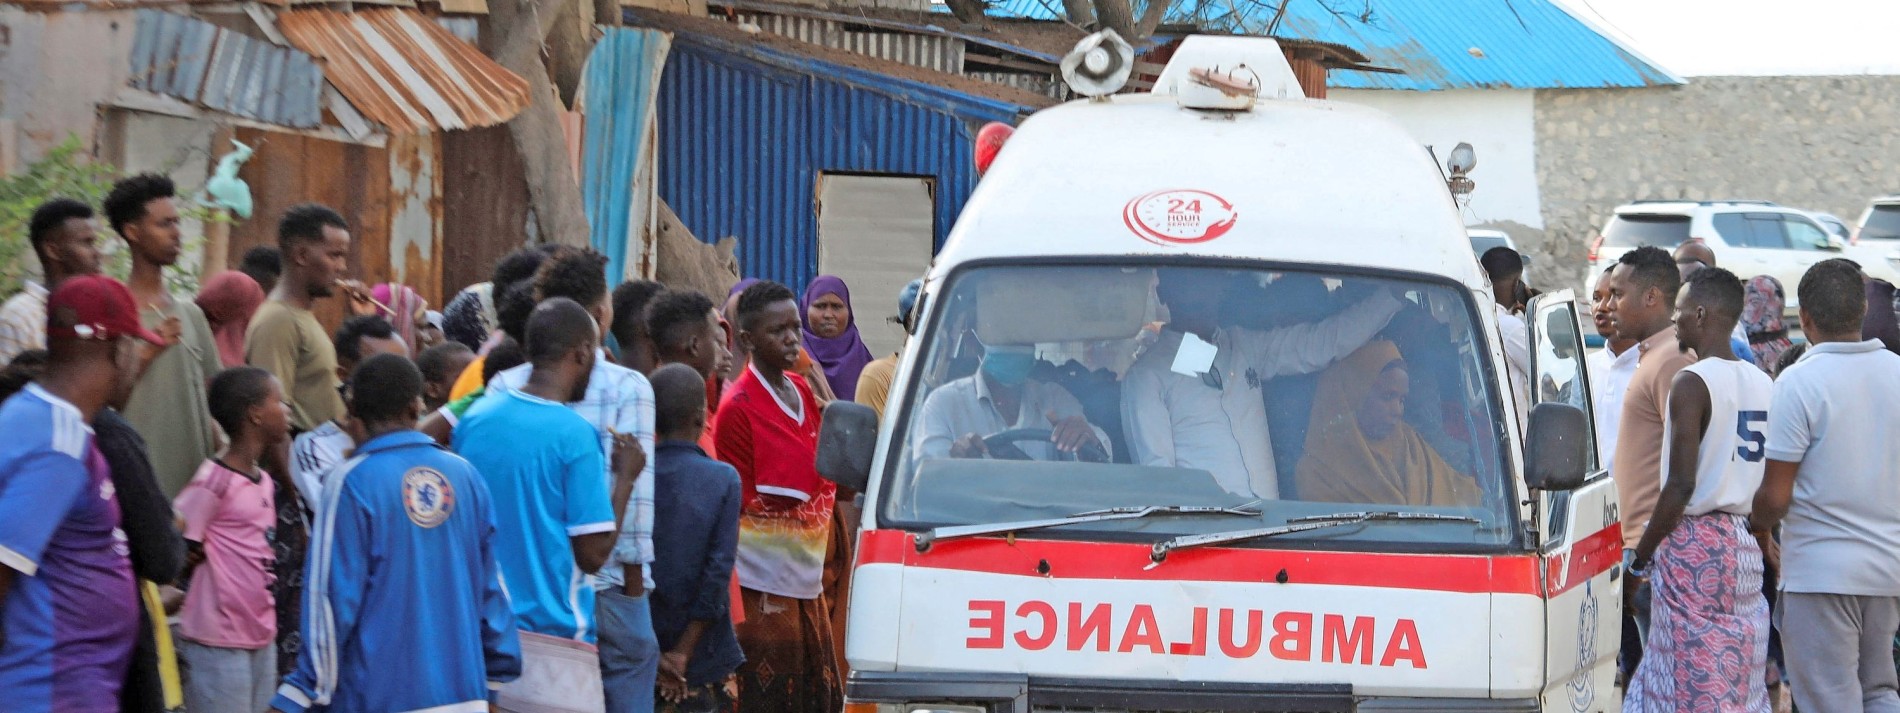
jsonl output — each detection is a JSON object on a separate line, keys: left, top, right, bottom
{"left": 386, "top": 133, "right": 443, "bottom": 305}
{"left": 227, "top": 127, "right": 453, "bottom": 327}
{"left": 735, "top": 12, "right": 962, "bottom": 74}
{"left": 439, "top": 125, "right": 532, "bottom": 295}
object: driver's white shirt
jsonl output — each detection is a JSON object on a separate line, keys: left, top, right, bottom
{"left": 912, "top": 373, "right": 1104, "bottom": 462}
{"left": 1121, "top": 291, "right": 1402, "bottom": 498}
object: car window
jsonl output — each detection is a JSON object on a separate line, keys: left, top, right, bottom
{"left": 878, "top": 263, "right": 1516, "bottom": 550}
{"left": 1782, "top": 216, "right": 1831, "bottom": 251}
{"left": 1470, "top": 236, "right": 1511, "bottom": 256}
{"left": 1714, "top": 213, "right": 1788, "bottom": 249}
{"left": 1864, "top": 205, "right": 1900, "bottom": 241}
{"left": 1603, "top": 214, "right": 1690, "bottom": 248}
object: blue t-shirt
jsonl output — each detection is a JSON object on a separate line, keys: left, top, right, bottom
{"left": 0, "top": 384, "right": 137, "bottom": 713}
{"left": 454, "top": 389, "right": 612, "bottom": 641}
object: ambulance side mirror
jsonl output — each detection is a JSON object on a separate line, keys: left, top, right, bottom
{"left": 1524, "top": 402, "right": 1589, "bottom": 492}
{"left": 817, "top": 401, "right": 878, "bottom": 494}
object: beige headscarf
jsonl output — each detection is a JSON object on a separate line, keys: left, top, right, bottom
{"left": 1294, "top": 341, "right": 1480, "bottom": 507}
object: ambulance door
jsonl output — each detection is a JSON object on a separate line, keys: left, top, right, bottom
{"left": 1525, "top": 292, "right": 1621, "bottom": 713}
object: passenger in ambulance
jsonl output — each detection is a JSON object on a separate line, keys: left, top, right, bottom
{"left": 912, "top": 342, "right": 1113, "bottom": 463}
{"left": 1121, "top": 268, "right": 1403, "bottom": 498}
{"left": 1293, "top": 341, "right": 1480, "bottom": 507}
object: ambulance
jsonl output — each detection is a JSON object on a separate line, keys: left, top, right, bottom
{"left": 816, "top": 31, "right": 1622, "bottom": 713}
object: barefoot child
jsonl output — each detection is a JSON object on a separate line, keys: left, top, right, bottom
{"left": 174, "top": 367, "right": 291, "bottom": 713}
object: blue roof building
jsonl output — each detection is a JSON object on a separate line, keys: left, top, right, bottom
{"left": 982, "top": 0, "right": 1679, "bottom": 90}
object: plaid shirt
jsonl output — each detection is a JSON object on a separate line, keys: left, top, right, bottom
{"left": 493, "top": 352, "right": 657, "bottom": 590}
{"left": 0, "top": 282, "right": 48, "bottom": 367}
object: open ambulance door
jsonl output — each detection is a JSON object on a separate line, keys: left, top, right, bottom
{"left": 1525, "top": 291, "right": 1621, "bottom": 713}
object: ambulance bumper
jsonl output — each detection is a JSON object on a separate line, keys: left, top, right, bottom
{"left": 846, "top": 671, "right": 1541, "bottom": 712}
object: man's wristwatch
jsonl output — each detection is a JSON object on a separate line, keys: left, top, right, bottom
{"left": 1623, "top": 549, "right": 1650, "bottom": 578}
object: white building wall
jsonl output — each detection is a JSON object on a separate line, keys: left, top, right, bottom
{"left": 1330, "top": 89, "right": 1544, "bottom": 232}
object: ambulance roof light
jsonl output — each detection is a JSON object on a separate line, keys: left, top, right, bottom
{"left": 1151, "top": 35, "right": 1301, "bottom": 109}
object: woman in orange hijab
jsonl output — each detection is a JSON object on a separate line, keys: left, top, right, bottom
{"left": 1294, "top": 340, "right": 1479, "bottom": 507}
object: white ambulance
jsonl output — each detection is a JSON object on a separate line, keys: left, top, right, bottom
{"left": 818, "top": 32, "right": 1622, "bottom": 713}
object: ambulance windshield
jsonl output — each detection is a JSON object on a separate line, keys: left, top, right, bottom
{"left": 881, "top": 263, "right": 1521, "bottom": 549}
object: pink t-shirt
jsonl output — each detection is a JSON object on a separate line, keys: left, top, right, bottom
{"left": 174, "top": 460, "right": 277, "bottom": 649}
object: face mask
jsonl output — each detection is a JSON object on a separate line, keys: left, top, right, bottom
{"left": 981, "top": 348, "right": 1035, "bottom": 387}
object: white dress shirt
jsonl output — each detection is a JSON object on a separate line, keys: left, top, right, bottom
{"left": 912, "top": 374, "right": 1106, "bottom": 462}
{"left": 1585, "top": 343, "right": 1639, "bottom": 472}
{"left": 1494, "top": 303, "right": 1530, "bottom": 434}
{"left": 1121, "top": 291, "right": 1402, "bottom": 497}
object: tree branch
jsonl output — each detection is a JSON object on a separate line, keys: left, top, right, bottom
{"left": 484, "top": 0, "right": 593, "bottom": 247}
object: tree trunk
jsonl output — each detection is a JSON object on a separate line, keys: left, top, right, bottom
{"left": 1091, "top": 0, "right": 1134, "bottom": 38}
{"left": 484, "top": 0, "right": 594, "bottom": 248}
{"left": 1061, "top": 0, "right": 1094, "bottom": 27}
{"left": 547, "top": 0, "right": 599, "bottom": 107}
{"left": 1132, "top": 0, "right": 1170, "bottom": 41}
{"left": 944, "top": 0, "right": 987, "bottom": 26}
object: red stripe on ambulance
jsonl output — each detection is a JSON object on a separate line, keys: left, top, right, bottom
{"left": 856, "top": 527, "right": 1620, "bottom": 598}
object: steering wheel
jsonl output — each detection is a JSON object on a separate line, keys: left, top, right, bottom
{"left": 982, "top": 428, "right": 1110, "bottom": 464}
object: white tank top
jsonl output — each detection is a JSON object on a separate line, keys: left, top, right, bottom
{"left": 1661, "top": 357, "right": 1775, "bottom": 516}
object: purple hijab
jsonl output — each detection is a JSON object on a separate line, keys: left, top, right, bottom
{"left": 802, "top": 275, "right": 874, "bottom": 401}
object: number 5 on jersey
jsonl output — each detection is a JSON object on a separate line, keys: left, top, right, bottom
{"left": 1736, "top": 411, "right": 1768, "bottom": 462}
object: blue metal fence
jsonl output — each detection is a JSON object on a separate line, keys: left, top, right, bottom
{"left": 652, "top": 32, "right": 1036, "bottom": 294}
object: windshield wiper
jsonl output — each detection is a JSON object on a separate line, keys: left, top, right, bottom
{"left": 915, "top": 502, "right": 1263, "bottom": 552}
{"left": 1146, "top": 511, "right": 1481, "bottom": 566}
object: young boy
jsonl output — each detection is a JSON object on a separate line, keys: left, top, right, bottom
{"left": 715, "top": 280, "right": 838, "bottom": 711}
{"left": 648, "top": 364, "right": 743, "bottom": 711}
{"left": 1624, "top": 267, "right": 1773, "bottom": 712}
{"left": 174, "top": 367, "right": 292, "bottom": 713}
{"left": 417, "top": 342, "right": 476, "bottom": 412}
{"left": 271, "top": 353, "right": 521, "bottom": 713}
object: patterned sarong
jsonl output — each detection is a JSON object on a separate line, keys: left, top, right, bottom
{"left": 1625, "top": 512, "right": 1771, "bottom": 712}
{"left": 735, "top": 588, "right": 840, "bottom": 713}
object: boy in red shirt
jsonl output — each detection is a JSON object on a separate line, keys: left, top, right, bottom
{"left": 714, "top": 281, "right": 838, "bottom": 712}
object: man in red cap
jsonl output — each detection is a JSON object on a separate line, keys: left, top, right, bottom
{"left": 0, "top": 275, "right": 164, "bottom": 713}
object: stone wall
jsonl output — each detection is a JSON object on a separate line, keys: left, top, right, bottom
{"left": 1533, "top": 75, "right": 1900, "bottom": 288}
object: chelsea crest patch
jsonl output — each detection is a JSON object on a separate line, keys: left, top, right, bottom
{"left": 402, "top": 467, "right": 456, "bottom": 528}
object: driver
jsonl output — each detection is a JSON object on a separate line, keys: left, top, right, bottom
{"left": 1122, "top": 269, "right": 1403, "bottom": 497}
{"left": 913, "top": 343, "right": 1110, "bottom": 462}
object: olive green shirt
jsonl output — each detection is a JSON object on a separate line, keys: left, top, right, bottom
{"left": 124, "top": 299, "right": 222, "bottom": 496}
{"left": 246, "top": 300, "right": 343, "bottom": 433}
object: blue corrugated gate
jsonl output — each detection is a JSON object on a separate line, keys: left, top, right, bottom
{"left": 653, "top": 31, "right": 1037, "bottom": 294}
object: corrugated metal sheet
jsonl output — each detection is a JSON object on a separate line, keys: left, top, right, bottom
{"left": 582, "top": 27, "right": 672, "bottom": 284}
{"left": 981, "top": 0, "right": 1681, "bottom": 90}
{"left": 129, "top": 9, "right": 325, "bottom": 128}
{"left": 652, "top": 33, "right": 1034, "bottom": 293}
{"left": 279, "top": 8, "right": 532, "bottom": 134}
{"left": 736, "top": 12, "right": 963, "bottom": 74}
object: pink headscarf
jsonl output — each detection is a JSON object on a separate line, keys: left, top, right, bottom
{"left": 372, "top": 283, "right": 425, "bottom": 347}
{"left": 195, "top": 271, "right": 266, "bottom": 368}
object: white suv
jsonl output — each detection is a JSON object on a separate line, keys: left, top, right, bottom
{"left": 1855, "top": 196, "right": 1900, "bottom": 243}
{"left": 1585, "top": 200, "right": 1897, "bottom": 316}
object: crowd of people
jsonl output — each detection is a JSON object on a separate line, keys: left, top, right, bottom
{"left": 1483, "top": 240, "right": 1900, "bottom": 712}
{"left": 0, "top": 182, "right": 922, "bottom": 713}
{"left": 8, "top": 172, "right": 1900, "bottom": 713}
